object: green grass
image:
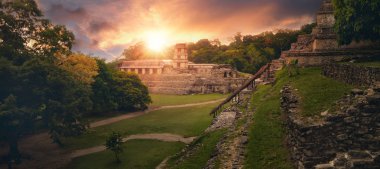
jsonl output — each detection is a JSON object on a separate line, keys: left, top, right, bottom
{"left": 84, "top": 94, "right": 227, "bottom": 122}
{"left": 245, "top": 83, "right": 293, "bottom": 169}
{"left": 150, "top": 93, "right": 227, "bottom": 107}
{"left": 63, "top": 103, "right": 217, "bottom": 149}
{"left": 288, "top": 68, "right": 352, "bottom": 116}
{"left": 166, "top": 130, "right": 225, "bottom": 169}
{"left": 66, "top": 140, "right": 185, "bottom": 169}
{"left": 245, "top": 67, "right": 352, "bottom": 169}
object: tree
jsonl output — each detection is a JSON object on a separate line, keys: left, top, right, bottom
{"left": 333, "top": 0, "right": 380, "bottom": 44}
{"left": 105, "top": 132, "right": 124, "bottom": 163}
{"left": 121, "top": 42, "right": 172, "bottom": 60}
{"left": 18, "top": 57, "right": 92, "bottom": 145}
{"left": 91, "top": 60, "right": 118, "bottom": 114}
{"left": 58, "top": 53, "right": 99, "bottom": 86}
{"left": 111, "top": 71, "right": 151, "bottom": 111}
{"left": 0, "top": 1, "right": 151, "bottom": 167}
{"left": 0, "top": 0, "right": 74, "bottom": 63}
{"left": 121, "top": 42, "right": 146, "bottom": 60}
{"left": 0, "top": 95, "right": 33, "bottom": 166}
{"left": 272, "top": 29, "right": 299, "bottom": 53}
{"left": 0, "top": 1, "right": 85, "bottom": 166}
{"left": 91, "top": 59, "right": 151, "bottom": 114}
{"left": 299, "top": 23, "right": 317, "bottom": 35}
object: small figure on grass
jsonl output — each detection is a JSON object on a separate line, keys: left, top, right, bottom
{"left": 105, "top": 131, "right": 124, "bottom": 163}
{"left": 287, "top": 59, "right": 300, "bottom": 77}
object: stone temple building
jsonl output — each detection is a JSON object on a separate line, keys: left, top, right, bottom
{"left": 281, "top": 0, "right": 380, "bottom": 66}
{"left": 118, "top": 43, "right": 248, "bottom": 94}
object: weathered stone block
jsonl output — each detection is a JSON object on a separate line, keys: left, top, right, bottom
{"left": 351, "top": 89, "right": 364, "bottom": 95}
{"left": 282, "top": 84, "right": 380, "bottom": 168}
{"left": 348, "top": 150, "right": 372, "bottom": 159}
{"left": 314, "top": 163, "right": 334, "bottom": 169}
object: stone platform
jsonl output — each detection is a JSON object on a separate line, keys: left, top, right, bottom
{"left": 140, "top": 74, "right": 247, "bottom": 95}
{"left": 281, "top": 0, "right": 380, "bottom": 66}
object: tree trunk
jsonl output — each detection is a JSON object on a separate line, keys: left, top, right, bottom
{"left": 115, "top": 152, "right": 121, "bottom": 163}
{"left": 7, "top": 135, "right": 21, "bottom": 169}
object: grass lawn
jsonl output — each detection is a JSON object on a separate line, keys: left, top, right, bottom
{"left": 245, "top": 67, "right": 352, "bottom": 169}
{"left": 63, "top": 103, "right": 217, "bottom": 149}
{"left": 245, "top": 83, "right": 293, "bottom": 169}
{"left": 66, "top": 140, "right": 185, "bottom": 169}
{"left": 166, "top": 130, "right": 225, "bottom": 169}
{"left": 84, "top": 94, "right": 227, "bottom": 122}
{"left": 288, "top": 67, "right": 352, "bottom": 116}
{"left": 150, "top": 93, "right": 227, "bottom": 107}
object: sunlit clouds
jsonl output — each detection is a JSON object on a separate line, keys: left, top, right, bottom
{"left": 36, "top": 0, "right": 323, "bottom": 60}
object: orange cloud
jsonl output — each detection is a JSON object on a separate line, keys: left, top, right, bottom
{"left": 36, "top": 0, "right": 323, "bottom": 60}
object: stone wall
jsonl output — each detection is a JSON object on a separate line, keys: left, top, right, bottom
{"left": 322, "top": 63, "right": 380, "bottom": 87}
{"left": 281, "top": 51, "right": 380, "bottom": 67}
{"left": 281, "top": 85, "right": 380, "bottom": 169}
{"left": 140, "top": 74, "right": 247, "bottom": 95}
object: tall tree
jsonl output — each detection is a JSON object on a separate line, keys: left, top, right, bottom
{"left": 0, "top": 1, "right": 86, "bottom": 167}
{"left": 58, "top": 53, "right": 99, "bottom": 86}
{"left": 333, "top": 0, "right": 380, "bottom": 44}
{"left": 111, "top": 71, "right": 151, "bottom": 111}
{"left": 91, "top": 59, "right": 151, "bottom": 114}
{"left": 91, "top": 60, "right": 118, "bottom": 114}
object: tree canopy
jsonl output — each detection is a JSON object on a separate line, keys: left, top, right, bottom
{"left": 91, "top": 59, "right": 151, "bottom": 114}
{"left": 187, "top": 25, "right": 314, "bottom": 73}
{"left": 121, "top": 42, "right": 173, "bottom": 60}
{"left": 0, "top": 0, "right": 151, "bottom": 167}
{"left": 333, "top": 0, "right": 380, "bottom": 44}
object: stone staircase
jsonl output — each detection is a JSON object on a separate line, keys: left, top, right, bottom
{"left": 258, "top": 59, "right": 283, "bottom": 85}
{"left": 203, "top": 62, "right": 282, "bottom": 169}
{"left": 204, "top": 92, "right": 253, "bottom": 169}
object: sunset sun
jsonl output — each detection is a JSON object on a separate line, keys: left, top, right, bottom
{"left": 145, "top": 31, "right": 168, "bottom": 52}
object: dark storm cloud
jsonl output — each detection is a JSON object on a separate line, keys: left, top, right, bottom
{"left": 88, "top": 21, "right": 116, "bottom": 33}
{"left": 39, "top": 2, "right": 88, "bottom": 23}
{"left": 36, "top": 0, "right": 324, "bottom": 60}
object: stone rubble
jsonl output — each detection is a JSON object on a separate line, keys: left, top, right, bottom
{"left": 281, "top": 85, "right": 380, "bottom": 169}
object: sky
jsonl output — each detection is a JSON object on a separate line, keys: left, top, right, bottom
{"left": 36, "top": 0, "right": 324, "bottom": 60}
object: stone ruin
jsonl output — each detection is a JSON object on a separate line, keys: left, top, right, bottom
{"left": 118, "top": 43, "right": 249, "bottom": 95}
{"left": 281, "top": 0, "right": 380, "bottom": 66}
{"left": 281, "top": 85, "right": 380, "bottom": 169}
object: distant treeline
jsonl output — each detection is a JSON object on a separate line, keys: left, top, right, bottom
{"left": 187, "top": 24, "right": 315, "bottom": 74}
{"left": 121, "top": 23, "right": 316, "bottom": 74}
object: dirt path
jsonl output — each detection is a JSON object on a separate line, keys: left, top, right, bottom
{"left": 71, "top": 133, "right": 197, "bottom": 158}
{"left": 1, "top": 99, "right": 222, "bottom": 169}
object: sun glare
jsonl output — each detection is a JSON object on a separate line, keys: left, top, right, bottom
{"left": 145, "top": 31, "right": 168, "bottom": 52}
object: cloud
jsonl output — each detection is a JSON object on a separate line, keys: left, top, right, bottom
{"left": 36, "top": 0, "right": 324, "bottom": 60}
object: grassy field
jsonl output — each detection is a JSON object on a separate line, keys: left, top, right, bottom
{"left": 63, "top": 103, "right": 218, "bottom": 149}
{"left": 85, "top": 94, "right": 227, "bottom": 122}
{"left": 66, "top": 140, "right": 185, "bottom": 169}
{"left": 245, "top": 67, "right": 352, "bottom": 168}
{"left": 287, "top": 67, "right": 352, "bottom": 116}
{"left": 166, "top": 130, "right": 225, "bottom": 169}
{"left": 150, "top": 93, "right": 227, "bottom": 107}
{"left": 245, "top": 84, "right": 293, "bottom": 169}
